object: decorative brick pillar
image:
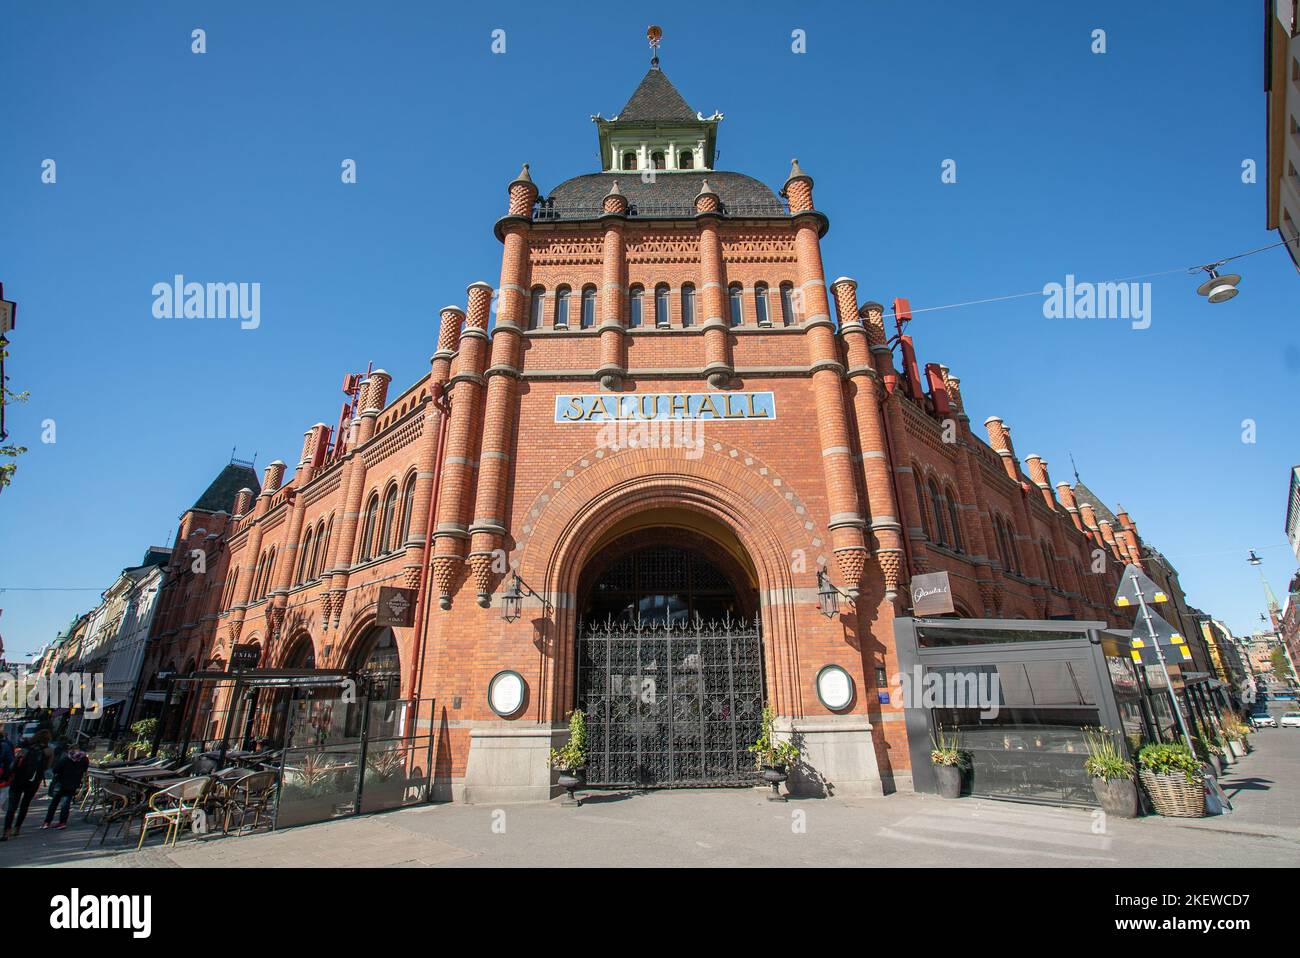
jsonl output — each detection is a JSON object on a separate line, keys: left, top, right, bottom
{"left": 471, "top": 177, "right": 532, "bottom": 606}
{"left": 862, "top": 301, "right": 930, "bottom": 578}
{"left": 834, "top": 277, "right": 903, "bottom": 599}
{"left": 597, "top": 181, "right": 628, "bottom": 389}
{"left": 784, "top": 165, "right": 867, "bottom": 595}
{"left": 695, "top": 181, "right": 734, "bottom": 388}
{"left": 432, "top": 282, "right": 492, "bottom": 609}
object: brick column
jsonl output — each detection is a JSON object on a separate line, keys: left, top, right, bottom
{"left": 470, "top": 195, "right": 532, "bottom": 604}
{"left": 596, "top": 182, "right": 628, "bottom": 389}
{"left": 432, "top": 282, "right": 492, "bottom": 609}
{"left": 861, "top": 301, "right": 931, "bottom": 577}
{"left": 401, "top": 308, "right": 463, "bottom": 591}
{"left": 324, "top": 389, "right": 376, "bottom": 629}
{"left": 695, "top": 181, "right": 733, "bottom": 388}
{"left": 833, "top": 278, "right": 903, "bottom": 599}
{"left": 784, "top": 163, "right": 867, "bottom": 594}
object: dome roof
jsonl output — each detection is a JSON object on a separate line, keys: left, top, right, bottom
{"left": 539, "top": 171, "right": 786, "bottom": 222}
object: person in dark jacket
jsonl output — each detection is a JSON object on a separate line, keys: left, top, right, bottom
{"left": 42, "top": 747, "right": 90, "bottom": 830}
{"left": 2, "top": 731, "right": 52, "bottom": 840}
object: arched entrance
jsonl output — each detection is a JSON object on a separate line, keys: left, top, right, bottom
{"left": 575, "top": 527, "right": 764, "bottom": 787}
{"left": 348, "top": 626, "right": 403, "bottom": 739}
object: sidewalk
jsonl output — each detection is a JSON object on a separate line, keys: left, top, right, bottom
{"left": 5, "top": 734, "right": 1298, "bottom": 869}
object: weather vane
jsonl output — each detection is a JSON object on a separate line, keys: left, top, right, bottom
{"left": 648, "top": 25, "right": 662, "bottom": 68}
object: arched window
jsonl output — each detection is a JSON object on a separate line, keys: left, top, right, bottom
{"left": 678, "top": 151, "right": 694, "bottom": 170}
{"left": 680, "top": 284, "right": 695, "bottom": 327}
{"left": 555, "top": 285, "right": 571, "bottom": 329}
{"left": 1041, "top": 542, "right": 1055, "bottom": 588}
{"left": 359, "top": 494, "right": 380, "bottom": 562}
{"left": 992, "top": 517, "right": 1009, "bottom": 570}
{"left": 398, "top": 476, "right": 417, "bottom": 547}
{"left": 754, "top": 283, "right": 771, "bottom": 327}
{"left": 622, "top": 151, "right": 637, "bottom": 171}
{"left": 946, "top": 487, "right": 964, "bottom": 553}
{"left": 779, "top": 282, "right": 796, "bottom": 325}
{"left": 728, "top": 284, "right": 744, "bottom": 326}
{"left": 1001, "top": 520, "right": 1019, "bottom": 574}
{"left": 308, "top": 521, "right": 324, "bottom": 580}
{"left": 654, "top": 284, "right": 670, "bottom": 327}
{"left": 252, "top": 555, "right": 266, "bottom": 600}
{"left": 528, "top": 286, "right": 545, "bottom": 330}
{"left": 317, "top": 517, "right": 333, "bottom": 579}
{"left": 263, "top": 549, "right": 277, "bottom": 598}
{"left": 224, "top": 569, "right": 239, "bottom": 608}
{"left": 912, "top": 471, "right": 930, "bottom": 539}
{"left": 378, "top": 484, "right": 399, "bottom": 555}
{"left": 928, "top": 480, "right": 947, "bottom": 546}
{"left": 628, "top": 285, "right": 644, "bottom": 328}
{"left": 651, "top": 151, "right": 665, "bottom": 170}
{"left": 580, "top": 285, "right": 596, "bottom": 328}
{"left": 297, "top": 527, "right": 314, "bottom": 584}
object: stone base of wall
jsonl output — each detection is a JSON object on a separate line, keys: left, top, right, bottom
{"left": 775, "top": 715, "right": 884, "bottom": 798}
{"left": 460, "top": 722, "right": 567, "bottom": 804}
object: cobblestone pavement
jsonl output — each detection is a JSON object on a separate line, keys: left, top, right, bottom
{"left": 4, "top": 731, "right": 1298, "bottom": 869}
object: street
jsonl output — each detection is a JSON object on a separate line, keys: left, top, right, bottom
{"left": 4, "top": 726, "right": 1300, "bottom": 869}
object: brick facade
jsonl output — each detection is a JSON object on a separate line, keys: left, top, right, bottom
{"left": 138, "top": 60, "right": 1160, "bottom": 799}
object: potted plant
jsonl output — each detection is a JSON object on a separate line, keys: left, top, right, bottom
{"left": 1220, "top": 712, "right": 1247, "bottom": 759}
{"left": 361, "top": 746, "right": 408, "bottom": 811}
{"left": 1081, "top": 727, "right": 1138, "bottom": 817}
{"left": 1137, "top": 741, "right": 1205, "bottom": 818}
{"left": 748, "top": 707, "right": 800, "bottom": 801}
{"left": 930, "top": 725, "right": 969, "bottom": 799}
{"left": 548, "top": 709, "right": 588, "bottom": 806}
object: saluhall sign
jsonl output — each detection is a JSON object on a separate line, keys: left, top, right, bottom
{"left": 555, "top": 391, "right": 776, "bottom": 423}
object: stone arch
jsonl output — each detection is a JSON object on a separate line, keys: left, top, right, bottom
{"left": 515, "top": 444, "right": 824, "bottom": 722}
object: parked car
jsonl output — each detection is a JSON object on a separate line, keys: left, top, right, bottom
{"left": 1251, "top": 713, "right": 1278, "bottom": 729}
{"left": 1280, "top": 712, "right": 1300, "bottom": 728}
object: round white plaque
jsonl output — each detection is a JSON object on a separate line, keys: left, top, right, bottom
{"left": 488, "top": 670, "right": 526, "bottom": 717}
{"left": 816, "top": 665, "right": 855, "bottom": 711}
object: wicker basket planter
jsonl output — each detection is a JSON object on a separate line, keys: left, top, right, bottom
{"left": 1139, "top": 769, "right": 1205, "bottom": 818}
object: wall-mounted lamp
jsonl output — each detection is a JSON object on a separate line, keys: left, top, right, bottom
{"left": 816, "top": 567, "right": 855, "bottom": 620}
{"left": 501, "top": 572, "right": 547, "bottom": 623}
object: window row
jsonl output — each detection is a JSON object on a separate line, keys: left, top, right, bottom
{"left": 526, "top": 282, "right": 799, "bottom": 331}
{"left": 620, "top": 150, "right": 695, "bottom": 171}
{"left": 912, "top": 471, "right": 965, "bottom": 555}
{"left": 356, "top": 475, "right": 418, "bottom": 564}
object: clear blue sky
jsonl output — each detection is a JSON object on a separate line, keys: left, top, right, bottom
{"left": 1, "top": 2, "right": 1296, "bottom": 657}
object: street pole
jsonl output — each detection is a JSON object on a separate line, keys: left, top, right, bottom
{"left": 1129, "top": 568, "right": 1195, "bottom": 753}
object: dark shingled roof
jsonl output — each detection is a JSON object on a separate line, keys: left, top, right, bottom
{"left": 1072, "top": 482, "right": 1119, "bottom": 527}
{"left": 193, "top": 463, "right": 261, "bottom": 513}
{"left": 540, "top": 172, "right": 786, "bottom": 222}
{"left": 616, "top": 68, "right": 697, "bottom": 123}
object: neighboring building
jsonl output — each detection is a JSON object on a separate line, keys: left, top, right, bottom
{"left": 1070, "top": 484, "right": 1215, "bottom": 673}
{"left": 132, "top": 460, "right": 260, "bottom": 725}
{"left": 1267, "top": 0, "right": 1300, "bottom": 271}
{"left": 99, "top": 550, "right": 170, "bottom": 732}
{"left": 1286, "top": 466, "right": 1300, "bottom": 560}
{"left": 142, "top": 43, "right": 1187, "bottom": 802}
{"left": 1281, "top": 568, "right": 1300, "bottom": 675}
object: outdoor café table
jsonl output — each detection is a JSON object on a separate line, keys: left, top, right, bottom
{"left": 111, "top": 767, "right": 177, "bottom": 784}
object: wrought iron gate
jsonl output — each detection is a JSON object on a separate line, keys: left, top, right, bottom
{"left": 576, "top": 615, "right": 764, "bottom": 787}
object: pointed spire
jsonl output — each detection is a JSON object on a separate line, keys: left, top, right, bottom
{"left": 514, "top": 162, "right": 532, "bottom": 184}
{"left": 606, "top": 180, "right": 621, "bottom": 196}
{"left": 788, "top": 158, "right": 807, "bottom": 180}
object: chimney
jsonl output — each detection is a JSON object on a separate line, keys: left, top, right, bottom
{"left": 297, "top": 423, "right": 331, "bottom": 482}
{"left": 939, "top": 366, "right": 965, "bottom": 415}
{"left": 1056, "top": 482, "right": 1084, "bottom": 532}
{"left": 262, "top": 460, "right": 286, "bottom": 495}
{"left": 1023, "top": 455, "right": 1058, "bottom": 512}
{"left": 984, "top": 416, "right": 1020, "bottom": 482}
{"left": 605, "top": 180, "right": 630, "bottom": 215}
{"left": 233, "top": 487, "right": 255, "bottom": 517}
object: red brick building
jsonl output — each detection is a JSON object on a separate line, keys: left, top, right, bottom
{"left": 140, "top": 55, "right": 1158, "bottom": 801}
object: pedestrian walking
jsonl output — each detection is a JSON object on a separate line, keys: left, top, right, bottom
{"left": 2, "top": 731, "right": 52, "bottom": 840}
{"left": 42, "top": 746, "right": 90, "bottom": 830}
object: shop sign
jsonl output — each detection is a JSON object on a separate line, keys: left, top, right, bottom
{"left": 555, "top": 391, "right": 776, "bottom": 423}
{"left": 376, "top": 587, "right": 417, "bottom": 628}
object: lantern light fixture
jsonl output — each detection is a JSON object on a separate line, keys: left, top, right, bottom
{"left": 1194, "top": 266, "right": 1240, "bottom": 304}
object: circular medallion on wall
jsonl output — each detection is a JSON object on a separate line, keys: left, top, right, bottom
{"left": 816, "top": 664, "right": 855, "bottom": 712}
{"left": 488, "top": 669, "right": 527, "bottom": 718}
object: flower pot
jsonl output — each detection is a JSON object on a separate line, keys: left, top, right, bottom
{"left": 1138, "top": 769, "right": 1205, "bottom": 818}
{"left": 933, "top": 763, "right": 963, "bottom": 799}
{"left": 1227, "top": 740, "right": 1244, "bottom": 759}
{"left": 1091, "top": 777, "right": 1139, "bottom": 818}
{"left": 759, "top": 764, "right": 788, "bottom": 802}
{"left": 556, "top": 767, "right": 586, "bottom": 806}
